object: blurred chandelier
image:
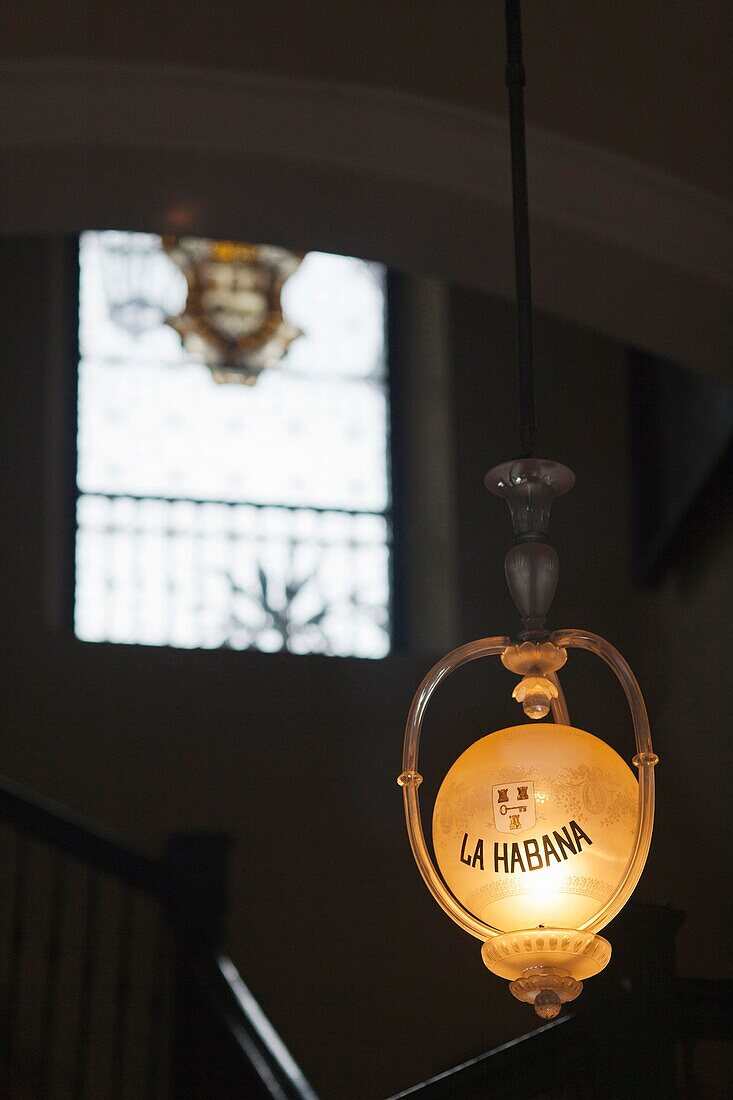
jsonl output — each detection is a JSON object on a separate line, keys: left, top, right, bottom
{"left": 398, "top": 1, "right": 658, "bottom": 1020}
{"left": 98, "top": 231, "right": 185, "bottom": 338}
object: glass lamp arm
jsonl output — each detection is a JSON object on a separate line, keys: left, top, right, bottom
{"left": 550, "top": 629, "right": 658, "bottom": 933}
{"left": 400, "top": 638, "right": 510, "bottom": 941}
{"left": 401, "top": 637, "right": 510, "bottom": 775}
{"left": 400, "top": 636, "right": 571, "bottom": 941}
{"left": 546, "top": 671, "right": 570, "bottom": 724}
{"left": 550, "top": 629, "right": 654, "bottom": 757}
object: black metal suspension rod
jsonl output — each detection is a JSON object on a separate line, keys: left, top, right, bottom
{"left": 505, "top": 0, "right": 536, "bottom": 457}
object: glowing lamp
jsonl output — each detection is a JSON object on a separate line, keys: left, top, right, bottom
{"left": 433, "top": 723, "right": 638, "bottom": 935}
{"left": 398, "top": 461, "right": 658, "bottom": 1017}
{"left": 398, "top": 3, "right": 658, "bottom": 1020}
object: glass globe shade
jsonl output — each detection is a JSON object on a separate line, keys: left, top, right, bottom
{"left": 432, "top": 723, "right": 637, "bottom": 934}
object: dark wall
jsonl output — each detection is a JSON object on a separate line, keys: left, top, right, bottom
{"left": 0, "top": 238, "right": 731, "bottom": 1099}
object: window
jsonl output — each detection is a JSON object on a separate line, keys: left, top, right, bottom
{"left": 74, "top": 232, "right": 391, "bottom": 657}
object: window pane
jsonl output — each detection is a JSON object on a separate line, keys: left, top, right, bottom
{"left": 75, "top": 497, "right": 390, "bottom": 658}
{"left": 281, "top": 252, "right": 386, "bottom": 379}
{"left": 77, "top": 357, "right": 388, "bottom": 511}
{"left": 74, "top": 231, "right": 391, "bottom": 657}
{"left": 79, "top": 231, "right": 188, "bottom": 363}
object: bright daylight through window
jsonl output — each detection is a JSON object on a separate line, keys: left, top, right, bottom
{"left": 74, "top": 231, "right": 391, "bottom": 657}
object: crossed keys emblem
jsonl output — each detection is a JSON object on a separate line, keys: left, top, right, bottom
{"left": 492, "top": 781, "right": 536, "bottom": 834}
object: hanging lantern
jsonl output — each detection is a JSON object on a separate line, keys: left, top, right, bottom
{"left": 399, "top": 459, "right": 657, "bottom": 1018}
{"left": 397, "top": 4, "right": 658, "bottom": 1021}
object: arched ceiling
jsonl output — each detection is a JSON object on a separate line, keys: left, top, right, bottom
{"left": 4, "top": 0, "right": 730, "bottom": 198}
{"left": 1, "top": 2, "right": 731, "bottom": 379}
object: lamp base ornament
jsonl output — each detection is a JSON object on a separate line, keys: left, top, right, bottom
{"left": 481, "top": 928, "right": 611, "bottom": 1018}
{"left": 508, "top": 968, "right": 583, "bottom": 1019}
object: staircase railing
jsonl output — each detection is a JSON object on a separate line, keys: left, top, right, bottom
{"left": 390, "top": 903, "right": 732, "bottom": 1099}
{"left": 0, "top": 773, "right": 316, "bottom": 1099}
{"left": 2, "top": 772, "right": 728, "bottom": 1099}
{"left": 389, "top": 1014, "right": 575, "bottom": 1099}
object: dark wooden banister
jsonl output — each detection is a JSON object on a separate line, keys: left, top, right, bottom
{"left": 388, "top": 1015, "right": 575, "bottom": 1099}
{"left": 0, "top": 772, "right": 160, "bottom": 892}
{"left": 2, "top": 772, "right": 727, "bottom": 1098}
{"left": 0, "top": 771, "right": 317, "bottom": 1099}
{"left": 205, "top": 954, "right": 319, "bottom": 1100}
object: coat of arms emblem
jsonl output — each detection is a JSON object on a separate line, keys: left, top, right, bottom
{"left": 492, "top": 781, "right": 536, "bottom": 833}
{"left": 163, "top": 237, "right": 303, "bottom": 384}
